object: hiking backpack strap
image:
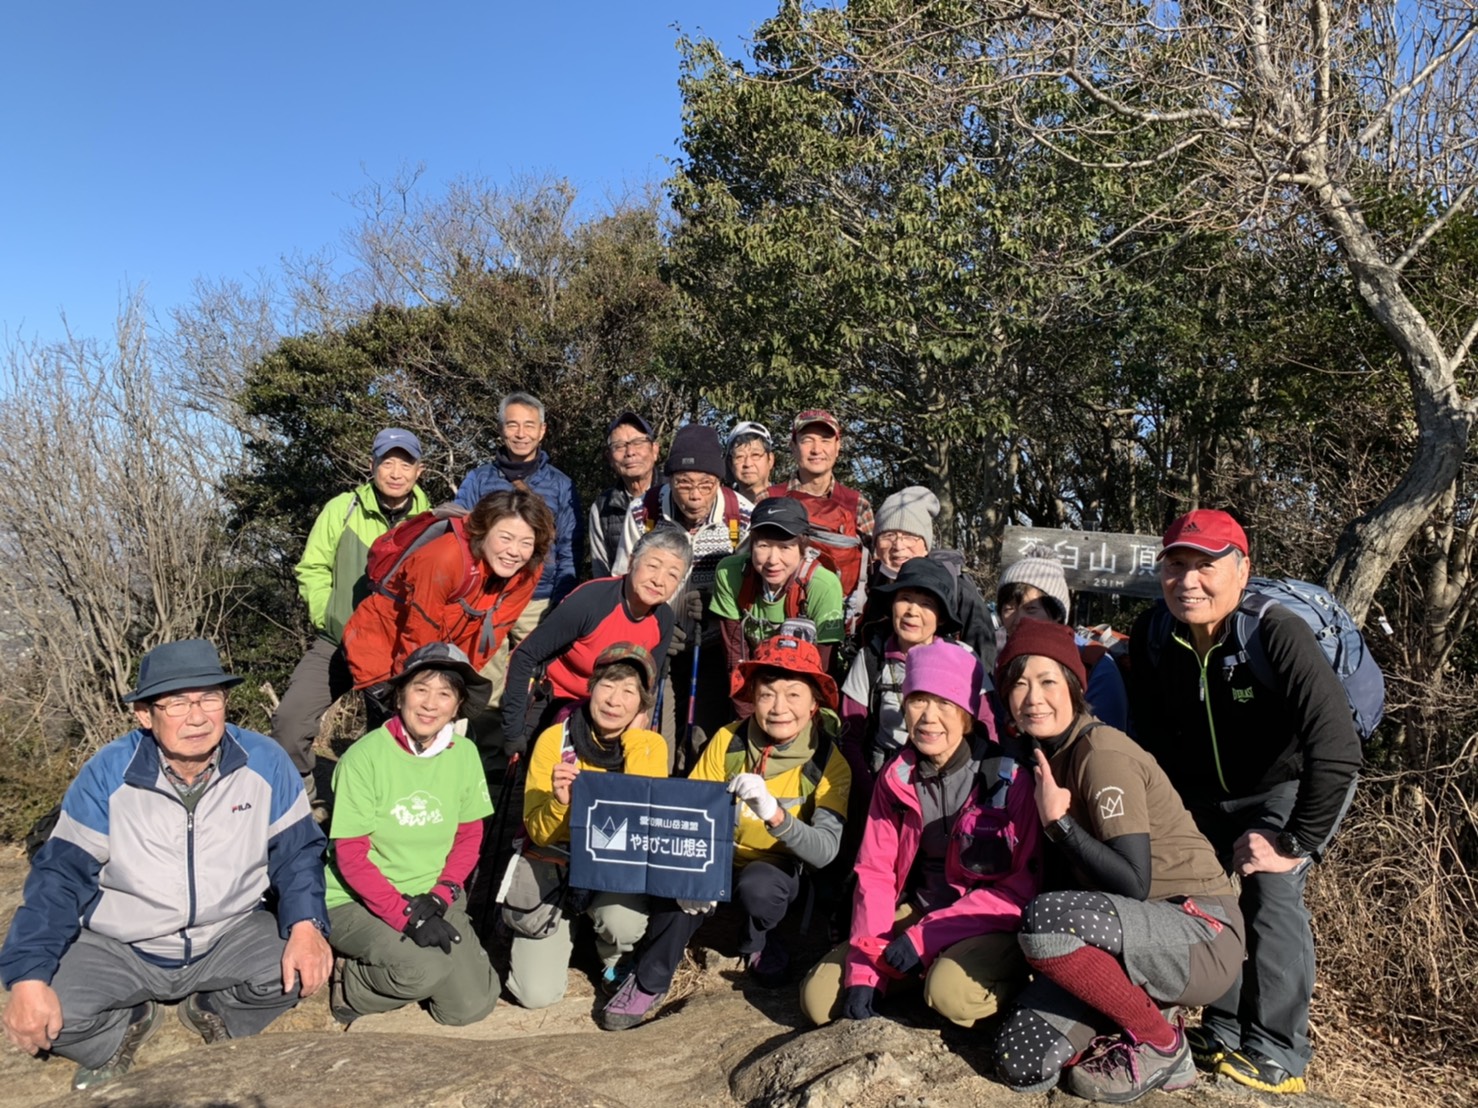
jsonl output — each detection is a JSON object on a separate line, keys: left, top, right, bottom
{"left": 722, "top": 486, "right": 742, "bottom": 549}
{"left": 640, "top": 485, "right": 665, "bottom": 533}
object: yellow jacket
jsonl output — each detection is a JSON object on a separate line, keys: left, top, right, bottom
{"left": 693, "top": 718, "right": 851, "bottom": 869}
{"left": 523, "top": 719, "right": 668, "bottom": 846}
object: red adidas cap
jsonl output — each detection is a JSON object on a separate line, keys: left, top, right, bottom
{"left": 1157, "top": 510, "right": 1249, "bottom": 560}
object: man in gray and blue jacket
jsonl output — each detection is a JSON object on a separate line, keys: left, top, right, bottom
{"left": 0, "top": 640, "right": 331, "bottom": 1090}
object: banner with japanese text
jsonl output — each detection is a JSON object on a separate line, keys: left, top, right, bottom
{"left": 568, "top": 774, "right": 734, "bottom": 901}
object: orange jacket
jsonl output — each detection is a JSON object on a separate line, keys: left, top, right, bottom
{"left": 342, "top": 528, "right": 539, "bottom": 688}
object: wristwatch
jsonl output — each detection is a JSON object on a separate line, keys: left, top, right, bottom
{"left": 1043, "top": 816, "right": 1074, "bottom": 844}
{"left": 1275, "top": 830, "right": 1309, "bottom": 859}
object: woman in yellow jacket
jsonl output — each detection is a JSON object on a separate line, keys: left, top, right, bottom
{"left": 506, "top": 644, "right": 668, "bottom": 1008}
{"left": 600, "top": 633, "right": 852, "bottom": 1030}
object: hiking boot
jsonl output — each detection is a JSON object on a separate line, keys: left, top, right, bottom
{"left": 71, "top": 1000, "right": 162, "bottom": 1090}
{"left": 745, "top": 936, "right": 791, "bottom": 989}
{"left": 598, "top": 973, "right": 664, "bottom": 1031}
{"left": 1063, "top": 1024, "right": 1197, "bottom": 1104}
{"left": 328, "top": 958, "right": 359, "bottom": 1029}
{"left": 177, "top": 993, "right": 229, "bottom": 1044}
{"left": 1218, "top": 1048, "right": 1307, "bottom": 1094}
{"left": 1186, "top": 1024, "right": 1231, "bottom": 1070}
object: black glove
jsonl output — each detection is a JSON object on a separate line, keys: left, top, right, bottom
{"left": 682, "top": 589, "right": 705, "bottom": 623}
{"left": 402, "top": 891, "right": 448, "bottom": 931}
{"left": 882, "top": 934, "right": 922, "bottom": 977}
{"left": 842, "top": 985, "right": 880, "bottom": 1020}
{"left": 667, "top": 623, "right": 689, "bottom": 658}
{"left": 502, "top": 730, "right": 529, "bottom": 758}
{"left": 403, "top": 912, "right": 461, "bottom": 955}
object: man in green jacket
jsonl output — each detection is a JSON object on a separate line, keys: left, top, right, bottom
{"left": 271, "top": 428, "right": 430, "bottom": 816}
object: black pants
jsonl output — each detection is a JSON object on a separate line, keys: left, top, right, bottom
{"left": 634, "top": 862, "right": 801, "bottom": 994}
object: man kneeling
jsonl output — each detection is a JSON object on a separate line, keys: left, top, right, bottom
{"left": 0, "top": 640, "right": 331, "bottom": 1090}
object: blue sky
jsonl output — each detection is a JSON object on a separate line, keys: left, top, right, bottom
{"left": 1, "top": 2, "right": 773, "bottom": 346}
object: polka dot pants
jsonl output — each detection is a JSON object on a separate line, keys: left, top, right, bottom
{"left": 993, "top": 891, "right": 1125, "bottom": 1091}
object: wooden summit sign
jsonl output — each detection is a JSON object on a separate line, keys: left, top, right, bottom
{"left": 1001, "top": 526, "right": 1164, "bottom": 598}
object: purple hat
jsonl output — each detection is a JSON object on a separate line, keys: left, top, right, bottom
{"left": 901, "top": 640, "right": 988, "bottom": 723}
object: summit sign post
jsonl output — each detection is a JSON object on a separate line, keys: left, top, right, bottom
{"left": 1001, "top": 526, "right": 1164, "bottom": 598}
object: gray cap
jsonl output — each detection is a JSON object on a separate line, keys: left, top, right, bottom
{"left": 390, "top": 641, "right": 491, "bottom": 700}
{"left": 372, "top": 427, "right": 423, "bottom": 462}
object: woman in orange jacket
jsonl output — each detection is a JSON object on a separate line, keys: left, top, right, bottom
{"left": 343, "top": 488, "right": 556, "bottom": 730}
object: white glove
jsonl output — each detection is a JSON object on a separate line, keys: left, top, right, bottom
{"left": 728, "top": 772, "right": 779, "bottom": 823}
{"left": 677, "top": 898, "right": 716, "bottom": 915}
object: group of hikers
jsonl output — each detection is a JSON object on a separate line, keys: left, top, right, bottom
{"left": 0, "top": 390, "right": 1363, "bottom": 1103}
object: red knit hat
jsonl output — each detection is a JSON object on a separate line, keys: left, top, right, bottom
{"left": 734, "top": 634, "right": 839, "bottom": 711}
{"left": 994, "top": 619, "right": 1086, "bottom": 691}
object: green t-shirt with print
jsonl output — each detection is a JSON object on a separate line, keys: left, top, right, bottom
{"left": 324, "top": 726, "right": 494, "bottom": 909}
{"left": 709, "top": 551, "right": 845, "bottom": 646}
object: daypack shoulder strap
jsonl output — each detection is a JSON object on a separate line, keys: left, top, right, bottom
{"left": 722, "top": 487, "right": 742, "bottom": 549}
{"left": 640, "top": 486, "right": 665, "bottom": 533}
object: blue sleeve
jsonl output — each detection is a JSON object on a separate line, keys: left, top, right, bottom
{"left": 1086, "top": 656, "right": 1131, "bottom": 735}
{"left": 0, "top": 759, "right": 115, "bottom": 986}
{"left": 258, "top": 740, "right": 329, "bottom": 936}
{"left": 551, "top": 475, "right": 580, "bottom": 603}
{"left": 454, "top": 466, "right": 487, "bottom": 511}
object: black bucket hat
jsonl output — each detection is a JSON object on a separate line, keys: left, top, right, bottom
{"left": 869, "top": 557, "right": 963, "bottom": 634}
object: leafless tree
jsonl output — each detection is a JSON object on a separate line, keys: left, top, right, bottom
{"left": 783, "top": 0, "right": 1478, "bottom": 624}
{"left": 0, "top": 293, "right": 236, "bottom": 756}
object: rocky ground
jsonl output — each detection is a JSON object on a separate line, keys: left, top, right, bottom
{"left": 0, "top": 848, "right": 1347, "bottom": 1108}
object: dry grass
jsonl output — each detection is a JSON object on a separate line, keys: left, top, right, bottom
{"left": 1308, "top": 761, "right": 1478, "bottom": 1108}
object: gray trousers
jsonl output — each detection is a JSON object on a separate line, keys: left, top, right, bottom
{"left": 328, "top": 900, "right": 498, "bottom": 1026}
{"left": 506, "top": 892, "right": 650, "bottom": 1010}
{"left": 50, "top": 911, "right": 297, "bottom": 1068}
{"left": 1192, "top": 777, "right": 1355, "bottom": 1077}
{"left": 271, "top": 637, "right": 356, "bottom": 776}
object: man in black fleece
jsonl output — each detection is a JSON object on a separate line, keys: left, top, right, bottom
{"left": 1128, "top": 510, "right": 1361, "bottom": 1096}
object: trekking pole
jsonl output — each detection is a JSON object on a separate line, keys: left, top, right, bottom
{"left": 477, "top": 752, "right": 524, "bottom": 936}
{"left": 683, "top": 635, "right": 702, "bottom": 770}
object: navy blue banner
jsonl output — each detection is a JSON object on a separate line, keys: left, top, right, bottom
{"left": 568, "top": 774, "right": 734, "bottom": 902}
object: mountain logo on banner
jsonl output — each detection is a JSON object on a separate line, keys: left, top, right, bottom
{"left": 591, "top": 816, "right": 629, "bottom": 852}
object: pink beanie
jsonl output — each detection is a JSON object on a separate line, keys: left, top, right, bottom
{"left": 901, "top": 640, "right": 987, "bottom": 722}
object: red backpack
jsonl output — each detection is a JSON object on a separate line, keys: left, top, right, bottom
{"left": 365, "top": 512, "right": 479, "bottom": 605}
{"left": 767, "top": 483, "right": 864, "bottom": 595}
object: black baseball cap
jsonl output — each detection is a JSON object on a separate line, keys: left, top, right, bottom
{"left": 749, "top": 496, "right": 811, "bottom": 538}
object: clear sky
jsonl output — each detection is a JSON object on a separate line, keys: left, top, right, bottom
{"left": 1, "top": 1, "right": 773, "bottom": 346}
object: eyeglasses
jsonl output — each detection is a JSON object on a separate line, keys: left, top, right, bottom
{"left": 152, "top": 691, "right": 228, "bottom": 718}
{"left": 608, "top": 436, "right": 654, "bottom": 455}
{"left": 672, "top": 477, "right": 719, "bottom": 493}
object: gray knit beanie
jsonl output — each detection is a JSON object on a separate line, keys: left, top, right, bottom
{"left": 875, "top": 486, "right": 940, "bottom": 548}
{"left": 998, "top": 543, "right": 1072, "bottom": 618}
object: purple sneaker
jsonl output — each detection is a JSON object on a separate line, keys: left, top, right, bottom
{"left": 598, "top": 973, "right": 665, "bottom": 1031}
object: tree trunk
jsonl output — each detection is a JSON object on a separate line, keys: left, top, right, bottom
{"left": 1308, "top": 176, "right": 1476, "bottom": 625}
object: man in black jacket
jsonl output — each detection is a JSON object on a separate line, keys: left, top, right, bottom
{"left": 589, "top": 412, "right": 661, "bottom": 579}
{"left": 1128, "top": 510, "right": 1361, "bottom": 1096}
